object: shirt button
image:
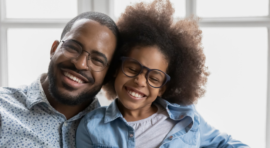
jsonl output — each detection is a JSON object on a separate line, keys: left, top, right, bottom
{"left": 179, "top": 115, "right": 184, "bottom": 119}
{"left": 169, "top": 136, "right": 173, "bottom": 139}
{"left": 129, "top": 134, "right": 133, "bottom": 137}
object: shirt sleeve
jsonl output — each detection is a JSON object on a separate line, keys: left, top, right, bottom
{"left": 199, "top": 114, "right": 250, "bottom": 148}
{"left": 76, "top": 117, "right": 93, "bottom": 148}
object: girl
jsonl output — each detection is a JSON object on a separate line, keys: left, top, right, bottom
{"left": 76, "top": 0, "right": 249, "bottom": 147}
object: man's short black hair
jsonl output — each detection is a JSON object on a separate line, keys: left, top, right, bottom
{"left": 61, "top": 11, "right": 118, "bottom": 40}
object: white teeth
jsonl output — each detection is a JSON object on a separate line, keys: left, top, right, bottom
{"left": 64, "top": 72, "right": 83, "bottom": 84}
{"left": 128, "top": 90, "right": 143, "bottom": 98}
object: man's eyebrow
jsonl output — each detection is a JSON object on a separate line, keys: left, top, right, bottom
{"left": 92, "top": 51, "right": 108, "bottom": 63}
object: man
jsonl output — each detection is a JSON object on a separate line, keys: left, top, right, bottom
{"left": 0, "top": 12, "right": 118, "bottom": 148}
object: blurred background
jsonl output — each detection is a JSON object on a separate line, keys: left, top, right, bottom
{"left": 0, "top": 0, "right": 268, "bottom": 147}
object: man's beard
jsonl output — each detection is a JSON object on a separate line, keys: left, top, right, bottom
{"left": 47, "top": 61, "right": 101, "bottom": 106}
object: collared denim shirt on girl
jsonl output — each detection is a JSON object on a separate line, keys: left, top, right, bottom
{"left": 76, "top": 97, "right": 249, "bottom": 148}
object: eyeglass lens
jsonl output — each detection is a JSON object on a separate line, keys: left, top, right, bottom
{"left": 122, "top": 59, "right": 166, "bottom": 87}
{"left": 61, "top": 40, "right": 107, "bottom": 71}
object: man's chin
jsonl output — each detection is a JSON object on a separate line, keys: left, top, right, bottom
{"left": 49, "top": 86, "right": 100, "bottom": 106}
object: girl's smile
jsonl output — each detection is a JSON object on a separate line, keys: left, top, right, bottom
{"left": 125, "top": 86, "right": 147, "bottom": 100}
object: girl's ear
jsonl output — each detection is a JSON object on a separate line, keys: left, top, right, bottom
{"left": 158, "top": 85, "right": 167, "bottom": 97}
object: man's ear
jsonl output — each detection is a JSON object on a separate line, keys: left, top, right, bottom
{"left": 158, "top": 85, "right": 167, "bottom": 97}
{"left": 50, "top": 40, "right": 60, "bottom": 59}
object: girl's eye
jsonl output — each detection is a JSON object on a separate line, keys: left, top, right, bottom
{"left": 129, "top": 68, "right": 136, "bottom": 71}
{"left": 150, "top": 77, "right": 160, "bottom": 82}
{"left": 128, "top": 68, "right": 138, "bottom": 72}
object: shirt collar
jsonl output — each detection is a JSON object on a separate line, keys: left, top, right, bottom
{"left": 104, "top": 99, "right": 123, "bottom": 123}
{"left": 26, "top": 74, "right": 50, "bottom": 109}
{"left": 69, "top": 98, "right": 100, "bottom": 121}
{"left": 104, "top": 97, "right": 200, "bottom": 130}
{"left": 155, "top": 97, "right": 200, "bottom": 131}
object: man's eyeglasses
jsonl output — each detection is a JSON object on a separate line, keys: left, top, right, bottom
{"left": 120, "top": 57, "right": 171, "bottom": 88}
{"left": 60, "top": 40, "right": 108, "bottom": 72}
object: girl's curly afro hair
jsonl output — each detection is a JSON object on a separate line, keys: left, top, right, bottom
{"left": 103, "top": 0, "right": 209, "bottom": 105}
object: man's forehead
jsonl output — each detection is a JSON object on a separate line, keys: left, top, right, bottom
{"left": 64, "top": 19, "right": 102, "bottom": 39}
{"left": 71, "top": 19, "right": 96, "bottom": 30}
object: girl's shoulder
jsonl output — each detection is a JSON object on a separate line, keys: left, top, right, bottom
{"left": 82, "top": 106, "right": 108, "bottom": 123}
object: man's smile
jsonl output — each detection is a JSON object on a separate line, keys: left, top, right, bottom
{"left": 64, "top": 72, "right": 84, "bottom": 84}
{"left": 60, "top": 68, "right": 93, "bottom": 89}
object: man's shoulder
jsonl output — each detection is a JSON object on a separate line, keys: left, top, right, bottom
{"left": 0, "top": 86, "right": 28, "bottom": 104}
{"left": 0, "top": 86, "right": 25, "bottom": 94}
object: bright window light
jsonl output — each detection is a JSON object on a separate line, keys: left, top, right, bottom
{"left": 7, "top": 28, "right": 62, "bottom": 87}
{"left": 6, "top": 0, "right": 77, "bottom": 19}
{"left": 197, "top": 0, "right": 268, "bottom": 17}
{"left": 114, "top": 0, "right": 185, "bottom": 18}
{"left": 196, "top": 27, "right": 267, "bottom": 148}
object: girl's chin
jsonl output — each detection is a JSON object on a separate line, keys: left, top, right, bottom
{"left": 117, "top": 99, "right": 141, "bottom": 111}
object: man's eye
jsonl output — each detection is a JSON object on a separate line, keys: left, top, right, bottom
{"left": 92, "top": 58, "right": 105, "bottom": 65}
{"left": 65, "top": 45, "right": 80, "bottom": 52}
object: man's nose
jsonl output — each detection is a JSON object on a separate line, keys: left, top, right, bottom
{"left": 71, "top": 52, "right": 89, "bottom": 70}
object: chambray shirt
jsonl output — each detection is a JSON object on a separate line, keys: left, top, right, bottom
{"left": 76, "top": 98, "right": 249, "bottom": 148}
{"left": 0, "top": 76, "right": 100, "bottom": 148}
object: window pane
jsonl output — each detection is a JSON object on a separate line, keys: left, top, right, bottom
{"left": 197, "top": 0, "right": 268, "bottom": 17}
{"left": 114, "top": 0, "right": 185, "bottom": 18}
{"left": 7, "top": 29, "right": 62, "bottom": 87}
{"left": 6, "top": 0, "right": 77, "bottom": 19}
{"left": 196, "top": 28, "right": 267, "bottom": 148}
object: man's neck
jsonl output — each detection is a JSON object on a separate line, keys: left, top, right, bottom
{"left": 40, "top": 74, "right": 91, "bottom": 120}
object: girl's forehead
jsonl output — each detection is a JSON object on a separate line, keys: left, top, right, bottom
{"left": 127, "top": 46, "right": 169, "bottom": 71}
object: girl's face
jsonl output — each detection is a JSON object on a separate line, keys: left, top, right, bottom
{"left": 114, "top": 46, "right": 169, "bottom": 112}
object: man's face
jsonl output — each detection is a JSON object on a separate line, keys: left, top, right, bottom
{"left": 48, "top": 19, "right": 116, "bottom": 105}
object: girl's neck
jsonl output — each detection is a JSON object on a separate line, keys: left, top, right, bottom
{"left": 116, "top": 99, "right": 158, "bottom": 122}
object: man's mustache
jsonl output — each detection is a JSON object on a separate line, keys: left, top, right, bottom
{"left": 57, "top": 63, "right": 95, "bottom": 84}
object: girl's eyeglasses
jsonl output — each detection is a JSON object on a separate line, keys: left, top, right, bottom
{"left": 120, "top": 57, "right": 170, "bottom": 88}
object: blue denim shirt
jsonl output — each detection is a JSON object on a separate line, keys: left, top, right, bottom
{"left": 76, "top": 97, "right": 249, "bottom": 148}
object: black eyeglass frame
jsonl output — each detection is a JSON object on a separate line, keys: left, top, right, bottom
{"left": 60, "top": 40, "right": 109, "bottom": 72}
{"left": 120, "top": 56, "right": 171, "bottom": 88}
